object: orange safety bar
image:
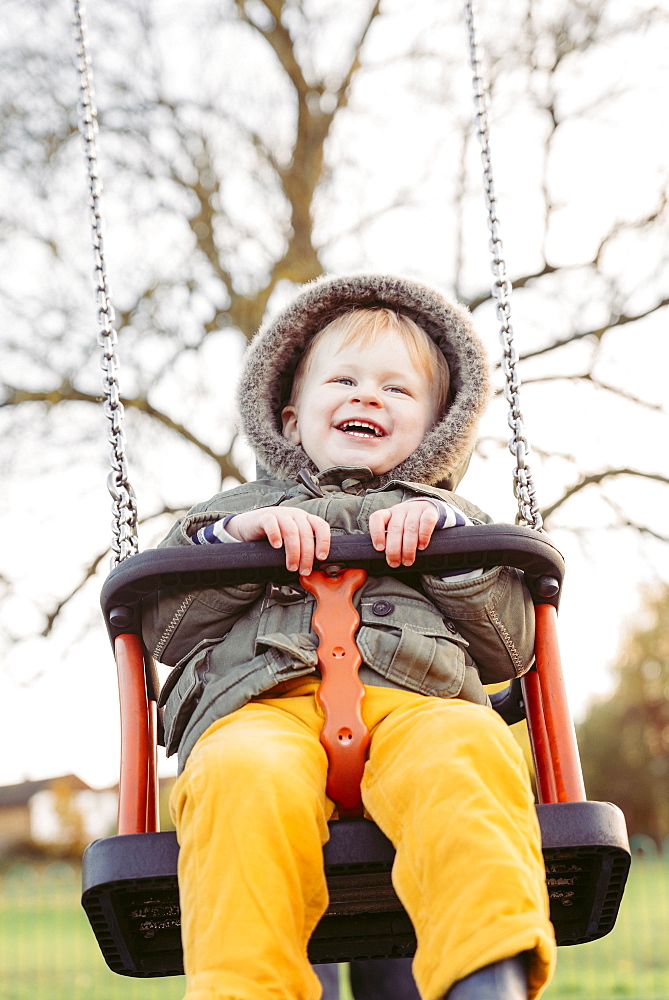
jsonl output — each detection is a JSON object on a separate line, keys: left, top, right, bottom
{"left": 146, "top": 695, "right": 158, "bottom": 832}
{"left": 523, "top": 604, "right": 586, "bottom": 804}
{"left": 301, "top": 568, "right": 369, "bottom": 817}
{"left": 114, "top": 578, "right": 583, "bottom": 826}
{"left": 522, "top": 669, "right": 558, "bottom": 804}
{"left": 115, "top": 633, "right": 159, "bottom": 835}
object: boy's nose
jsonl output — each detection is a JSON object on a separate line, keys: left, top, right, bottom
{"left": 350, "top": 387, "right": 382, "bottom": 407}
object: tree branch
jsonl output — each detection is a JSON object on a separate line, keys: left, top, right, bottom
{"left": 600, "top": 495, "right": 669, "bottom": 545}
{"left": 40, "top": 549, "right": 109, "bottom": 638}
{"left": 39, "top": 505, "right": 190, "bottom": 638}
{"left": 593, "top": 190, "right": 669, "bottom": 267}
{"left": 541, "top": 468, "right": 669, "bottom": 522}
{"left": 519, "top": 298, "right": 669, "bottom": 362}
{"left": 256, "top": 0, "right": 383, "bottom": 296}
{"left": 518, "top": 372, "right": 664, "bottom": 412}
{"left": 0, "top": 382, "right": 244, "bottom": 481}
{"left": 332, "top": 1, "right": 382, "bottom": 117}
{"left": 467, "top": 262, "right": 559, "bottom": 311}
{"left": 240, "top": 0, "right": 310, "bottom": 99}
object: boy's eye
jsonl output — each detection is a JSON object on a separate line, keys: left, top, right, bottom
{"left": 385, "top": 385, "right": 409, "bottom": 395}
{"left": 332, "top": 376, "right": 355, "bottom": 386}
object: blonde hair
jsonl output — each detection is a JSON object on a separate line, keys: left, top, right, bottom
{"left": 290, "top": 308, "right": 450, "bottom": 417}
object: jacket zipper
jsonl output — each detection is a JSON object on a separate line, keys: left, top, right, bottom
{"left": 153, "top": 594, "right": 195, "bottom": 661}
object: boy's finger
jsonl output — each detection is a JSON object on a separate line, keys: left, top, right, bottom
{"left": 416, "top": 505, "right": 439, "bottom": 549}
{"left": 384, "top": 511, "right": 407, "bottom": 567}
{"left": 399, "top": 510, "right": 422, "bottom": 566}
{"left": 310, "top": 516, "right": 331, "bottom": 562}
{"left": 278, "top": 516, "right": 302, "bottom": 572}
{"left": 403, "top": 505, "right": 440, "bottom": 563}
{"left": 369, "top": 509, "right": 391, "bottom": 550}
{"left": 296, "top": 518, "right": 318, "bottom": 574}
{"left": 262, "top": 514, "right": 284, "bottom": 549}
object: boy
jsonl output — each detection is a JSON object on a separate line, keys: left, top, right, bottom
{"left": 143, "top": 274, "right": 556, "bottom": 1000}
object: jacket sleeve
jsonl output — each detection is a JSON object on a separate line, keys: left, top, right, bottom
{"left": 420, "top": 564, "right": 536, "bottom": 684}
{"left": 141, "top": 505, "right": 265, "bottom": 667}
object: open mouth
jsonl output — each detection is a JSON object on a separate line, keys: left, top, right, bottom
{"left": 336, "top": 420, "right": 386, "bottom": 439}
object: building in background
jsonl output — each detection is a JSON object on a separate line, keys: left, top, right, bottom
{"left": 0, "top": 775, "right": 117, "bottom": 856}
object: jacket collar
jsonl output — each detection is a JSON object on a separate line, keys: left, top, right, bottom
{"left": 290, "top": 466, "right": 379, "bottom": 497}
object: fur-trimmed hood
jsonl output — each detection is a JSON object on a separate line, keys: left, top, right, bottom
{"left": 237, "top": 274, "right": 491, "bottom": 490}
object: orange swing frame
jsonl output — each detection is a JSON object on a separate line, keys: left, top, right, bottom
{"left": 114, "top": 577, "right": 584, "bottom": 837}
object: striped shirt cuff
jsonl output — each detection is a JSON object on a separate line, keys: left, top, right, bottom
{"left": 191, "top": 514, "right": 241, "bottom": 544}
{"left": 402, "top": 496, "right": 473, "bottom": 529}
{"left": 402, "top": 497, "right": 482, "bottom": 580}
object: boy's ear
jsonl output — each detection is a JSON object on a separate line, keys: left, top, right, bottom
{"left": 281, "top": 404, "right": 300, "bottom": 443}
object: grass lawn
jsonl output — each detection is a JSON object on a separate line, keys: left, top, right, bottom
{"left": 1, "top": 857, "right": 667, "bottom": 1000}
{"left": 543, "top": 856, "right": 669, "bottom": 999}
{"left": 339, "top": 857, "right": 669, "bottom": 1000}
{"left": 0, "top": 862, "right": 184, "bottom": 1000}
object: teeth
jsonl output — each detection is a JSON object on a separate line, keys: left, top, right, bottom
{"left": 339, "top": 420, "right": 383, "bottom": 437}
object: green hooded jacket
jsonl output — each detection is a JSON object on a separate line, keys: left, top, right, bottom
{"left": 142, "top": 274, "right": 535, "bottom": 772}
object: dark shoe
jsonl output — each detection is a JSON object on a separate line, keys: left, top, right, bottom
{"left": 316, "top": 958, "right": 421, "bottom": 1000}
{"left": 446, "top": 956, "right": 528, "bottom": 999}
{"left": 350, "top": 957, "right": 420, "bottom": 1000}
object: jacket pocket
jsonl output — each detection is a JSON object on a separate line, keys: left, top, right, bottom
{"left": 356, "top": 599, "right": 469, "bottom": 697}
{"left": 254, "top": 592, "right": 318, "bottom": 675}
{"left": 158, "top": 637, "right": 224, "bottom": 707}
{"left": 256, "top": 631, "right": 319, "bottom": 671}
{"left": 162, "top": 646, "right": 211, "bottom": 756}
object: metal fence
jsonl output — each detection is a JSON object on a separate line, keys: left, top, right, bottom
{"left": 1, "top": 848, "right": 668, "bottom": 1000}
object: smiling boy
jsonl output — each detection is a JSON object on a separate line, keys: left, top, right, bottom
{"left": 144, "top": 275, "right": 556, "bottom": 1000}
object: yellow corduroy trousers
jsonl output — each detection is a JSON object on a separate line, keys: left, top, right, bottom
{"left": 170, "top": 680, "right": 556, "bottom": 1000}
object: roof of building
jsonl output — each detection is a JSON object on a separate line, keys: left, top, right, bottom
{"left": 0, "top": 775, "right": 92, "bottom": 808}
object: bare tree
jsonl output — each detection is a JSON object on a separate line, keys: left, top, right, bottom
{"left": 1, "top": 0, "right": 668, "bottom": 674}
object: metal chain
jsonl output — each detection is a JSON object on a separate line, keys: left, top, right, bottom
{"left": 73, "top": 0, "right": 139, "bottom": 565}
{"left": 464, "top": 0, "right": 543, "bottom": 530}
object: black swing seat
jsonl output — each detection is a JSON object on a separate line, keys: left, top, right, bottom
{"left": 84, "top": 526, "right": 631, "bottom": 977}
{"left": 83, "top": 803, "right": 630, "bottom": 977}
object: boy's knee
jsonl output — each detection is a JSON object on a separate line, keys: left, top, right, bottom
{"left": 394, "top": 698, "right": 501, "bottom": 743}
{"left": 429, "top": 699, "right": 521, "bottom": 748}
{"left": 374, "top": 698, "right": 526, "bottom": 784}
{"left": 185, "top": 716, "right": 327, "bottom": 801}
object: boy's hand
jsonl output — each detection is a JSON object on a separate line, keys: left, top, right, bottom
{"left": 225, "top": 507, "right": 331, "bottom": 575}
{"left": 368, "top": 501, "right": 440, "bottom": 568}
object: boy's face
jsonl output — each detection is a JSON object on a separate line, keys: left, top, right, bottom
{"left": 281, "top": 326, "right": 439, "bottom": 475}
